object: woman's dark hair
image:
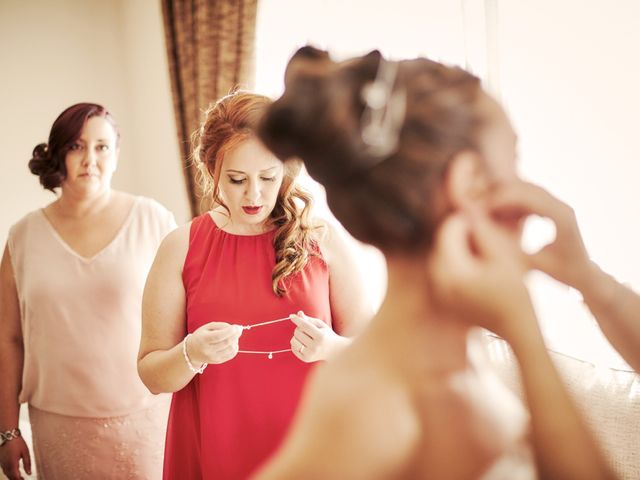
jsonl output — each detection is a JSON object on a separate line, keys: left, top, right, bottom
{"left": 259, "top": 47, "right": 483, "bottom": 254}
{"left": 29, "top": 103, "right": 119, "bottom": 191}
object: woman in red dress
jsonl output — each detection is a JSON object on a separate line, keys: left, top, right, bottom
{"left": 137, "top": 92, "right": 372, "bottom": 479}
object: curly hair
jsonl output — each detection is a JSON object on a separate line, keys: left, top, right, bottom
{"left": 192, "top": 91, "right": 321, "bottom": 297}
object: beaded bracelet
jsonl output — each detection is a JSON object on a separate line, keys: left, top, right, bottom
{"left": 0, "top": 428, "right": 21, "bottom": 447}
{"left": 182, "top": 333, "right": 207, "bottom": 374}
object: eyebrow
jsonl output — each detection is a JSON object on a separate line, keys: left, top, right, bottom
{"left": 76, "top": 138, "right": 110, "bottom": 143}
{"left": 226, "top": 167, "right": 279, "bottom": 174}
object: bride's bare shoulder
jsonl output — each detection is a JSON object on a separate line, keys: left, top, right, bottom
{"left": 265, "top": 346, "right": 420, "bottom": 478}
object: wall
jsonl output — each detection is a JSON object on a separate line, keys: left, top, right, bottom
{"left": 0, "top": 0, "right": 190, "bottom": 250}
{"left": 119, "top": 0, "right": 190, "bottom": 223}
{"left": 497, "top": 0, "right": 640, "bottom": 366}
{"left": 499, "top": 0, "right": 640, "bottom": 286}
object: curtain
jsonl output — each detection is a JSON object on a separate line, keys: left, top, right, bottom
{"left": 162, "top": 0, "right": 258, "bottom": 217}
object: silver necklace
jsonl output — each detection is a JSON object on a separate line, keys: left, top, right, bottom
{"left": 238, "top": 317, "right": 292, "bottom": 359}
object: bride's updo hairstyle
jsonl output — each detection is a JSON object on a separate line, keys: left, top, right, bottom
{"left": 259, "top": 47, "right": 484, "bottom": 254}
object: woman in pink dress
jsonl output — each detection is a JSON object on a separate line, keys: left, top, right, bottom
{"left": 137, "top": 91, "right": 372, "bottom": 479}
{"left": 0, "top": 103, "right": 175, "bottom": 479}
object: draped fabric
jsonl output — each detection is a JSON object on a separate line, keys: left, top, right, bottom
{"left": 162, "top": 0, "right": 258, "bottom": 216}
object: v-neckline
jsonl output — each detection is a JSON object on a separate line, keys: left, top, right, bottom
{"left": 39, "top": 197, "right": 140, "bottom": 264}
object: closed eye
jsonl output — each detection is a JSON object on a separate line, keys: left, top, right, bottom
{"left": 261, "top": 177, "right": 276, "bottom": 182}
{"left": 229, "top": 177, "right": 246, "bottom": 185}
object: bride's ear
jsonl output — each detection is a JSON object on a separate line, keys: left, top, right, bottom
{"left": 443, "top": 150, "right": 490, "bottom": 211}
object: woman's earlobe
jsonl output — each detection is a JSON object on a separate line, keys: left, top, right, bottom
{"left": 444, "top": 151, "right": 489, "bottom": 210}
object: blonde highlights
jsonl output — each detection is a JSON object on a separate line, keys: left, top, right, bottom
{"left": 192, "top": 91, "right": 320, "bottom": 296}
{"left": 270, "top": 158, "right": 321, "bottom": 296}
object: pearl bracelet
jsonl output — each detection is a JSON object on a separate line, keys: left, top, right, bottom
{"left": 182, "top": 333, "right": 207, "bottom": 374}
{"left": 0, "top": 428, "right": 21, "bottom": 447}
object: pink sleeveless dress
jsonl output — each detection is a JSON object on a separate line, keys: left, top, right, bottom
{"left": 8, "top": 197, "right": 176, "bottom": 479}
{"left": 163, "top": 213, "right": 332, "bottom": 479}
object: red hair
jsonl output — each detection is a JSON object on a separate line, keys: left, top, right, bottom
{"left": 192, "top": 91, "right": 320, "bottom": 297}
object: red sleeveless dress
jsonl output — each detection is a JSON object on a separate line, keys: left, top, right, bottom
{"left": 163, "top": 214, "right": 331, "bottom": 479}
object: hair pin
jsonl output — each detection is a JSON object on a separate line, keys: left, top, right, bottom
{"left": 360, "top": 58, "right": 406, "bottom": 161}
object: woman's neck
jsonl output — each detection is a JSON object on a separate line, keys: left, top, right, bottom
{"left": 52, "top": 188, "right": 114, "bottom": 219}
{"left": 210, "top": 208, "right": 274, "bottom": 235}
{"left": 371, "top": 255, "right": 471, "bottom": 373}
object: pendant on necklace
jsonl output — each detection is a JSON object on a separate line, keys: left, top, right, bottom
{"left": 268, "top": 352, "right": 273, "bottom": 359}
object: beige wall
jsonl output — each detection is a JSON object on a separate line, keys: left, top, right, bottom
{"left": 0, "top": 0, "right": 190, "bottom": 248}
{"left": 495, "top": 1, "right": 640, "bottom": 366}
{"left": 119, "top": 0, "right": 190, "bottom": 224}
{"left": 498, "top": 0, "right": 640, "bottom": 288}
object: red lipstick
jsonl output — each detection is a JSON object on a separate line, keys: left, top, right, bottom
{"left": 242, "top": 206, "right": 263, "bottom": 215}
